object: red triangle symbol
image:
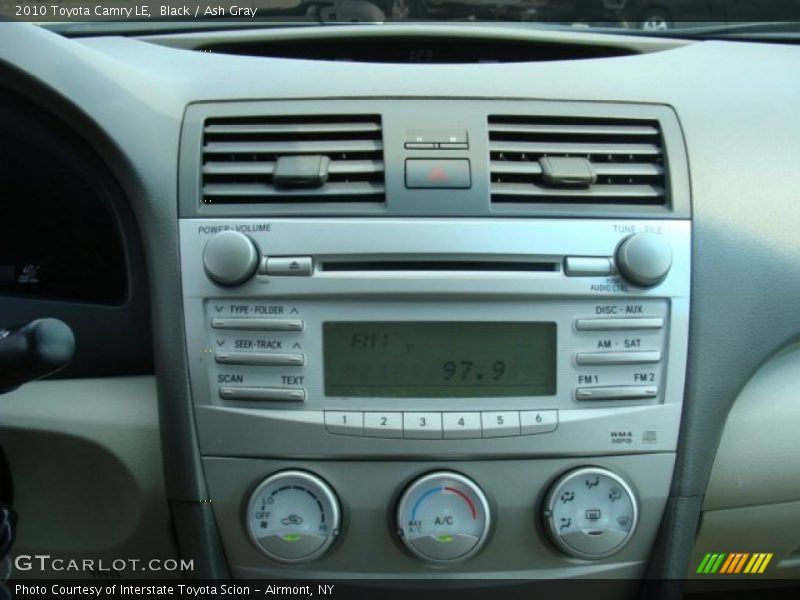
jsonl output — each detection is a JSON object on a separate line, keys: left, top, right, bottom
{"left": 427, "top": 166, "right": 449, "bottom": 182}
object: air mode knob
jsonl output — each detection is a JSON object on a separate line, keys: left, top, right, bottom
{"left": 543, "top": 467, "right": 638, "bottom": 560}
{"left": 202, "top": 231, "right": 259, "bottom": 286}
{"left": 615, "top": 233, "right": 673, "bottom": 288}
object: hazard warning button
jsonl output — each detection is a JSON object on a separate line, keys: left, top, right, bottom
{"left": 405, "top": 159, "right": 471, "bottom": 190}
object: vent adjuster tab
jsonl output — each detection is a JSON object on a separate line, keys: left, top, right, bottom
{"left": 273, "top": 155, "right": 331, "bottom": 188}
{"left": 539, "top": 156, "right": 596, "bottom": 187}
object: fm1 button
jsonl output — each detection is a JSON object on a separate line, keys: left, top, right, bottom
{"left": 405, "top": 159, "right": 471, "bottom": 189}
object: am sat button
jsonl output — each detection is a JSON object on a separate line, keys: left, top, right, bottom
{"left": 405, "top": 159, "right": 471, "bottom": 189}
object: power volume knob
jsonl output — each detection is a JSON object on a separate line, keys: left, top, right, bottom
{"left": 615, "top": 233, "right": 673, "bottom": 288}
{"left": 202, "top": 231, "right": 259, "bottom": 286}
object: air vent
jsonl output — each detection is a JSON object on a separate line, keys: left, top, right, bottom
{"left": 201, "top": 115, "right": 384, "bottom": 204}
{"left": 488, "top": 116, "right": 666, "bottom": 205}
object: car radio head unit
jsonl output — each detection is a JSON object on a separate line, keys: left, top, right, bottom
{"left": 180, "top": 217, "right": 689, "bottom": 458}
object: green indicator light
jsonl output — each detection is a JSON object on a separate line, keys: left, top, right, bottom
{"left": 434, "top": 535, "right": 453, "bottom": 543}
{"left": 282, "top": 534, "right": 302, "bottom": 542}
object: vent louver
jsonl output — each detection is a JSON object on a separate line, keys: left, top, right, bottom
{"left": 489, "top": 116, "right": 666, "bottom": 205}
{"left": 201, "top": 115, "right": 384, "bottom": 204}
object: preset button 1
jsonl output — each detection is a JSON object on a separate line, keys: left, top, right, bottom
{"left": 324, "top": 411, "right": 363, "bottom": 436}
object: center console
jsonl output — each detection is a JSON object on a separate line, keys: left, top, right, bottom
{"left": 177, "top": 99, "right": 691, "bottom": 578}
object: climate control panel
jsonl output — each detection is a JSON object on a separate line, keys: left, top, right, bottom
{"left": 239, "top": 465, "right": 641, "bottom": 568}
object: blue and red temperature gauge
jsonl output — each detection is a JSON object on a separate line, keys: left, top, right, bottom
{"left": 396, "top": 471, "right": 491, "bottom": 563}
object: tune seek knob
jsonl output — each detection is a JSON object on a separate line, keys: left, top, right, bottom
{"left": 615, "top": 233, "right": 672, "bottom": 288}
{"left": 202, "top": 231, "right": 259, "bottom": 286}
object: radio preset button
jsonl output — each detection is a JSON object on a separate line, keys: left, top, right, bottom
{"left": 403, "top": 413, "right": 443, "bottom": 439}
{"left": 324, "top": 411, "right": 364, "bottom": 436}
{"left": 575, "top": 386, "right": 658, "bottom": 401}
{"left": 219, "top": 386, "right": 306, "bottom": 402}
{"left": 575, "top": 351, "right": 662, "bottom": 366}
{"left": 520, "top": 410, "right": 558, "bottom": 435}
{"left": 442, "top": 413, "right": 482, "bottom": 439}
{"left": 564, "top": 257, "right": 614, "bottom": 277}
{"left": 363, "top": 412, "right": 403, "bottom": 438}
{"left": 215, "top": 352, "right": 305, "bottom": 367}
{"left": 212, "top": 318, "right": 304, "bottom": 332}
{"left": 575, "top": 318, "right": 664, "bottom": 331}
{"left": 481, "top": 411, "right": 521, "bottom": 438}
{"left": 266, "top": 257, "right": 313, "bottom": 276}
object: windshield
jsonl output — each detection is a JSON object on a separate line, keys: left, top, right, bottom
{"left": 3, "top": 0, "right": 800, "bottom": 36}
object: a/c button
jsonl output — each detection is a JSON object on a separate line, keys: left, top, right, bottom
{"left": 405, "top": 159, "right": 471, "bottom": 189}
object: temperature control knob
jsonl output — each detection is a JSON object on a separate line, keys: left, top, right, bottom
{"left": 543, "top": 467, "right": 638, "bottom": 560}
{"left": 615, "top": 233, "right": 672, "bottom": 287}
{"left": 396, "top": 471, "right": 490, "bottom": 564}
{"left": 202, "top": 230, "right": 259, "bottom": 286}
{"left": 246, "top": 470, "right": 340, "bottom": 563}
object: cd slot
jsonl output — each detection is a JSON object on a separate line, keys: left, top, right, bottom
{"left": 320, "top": 260, "right": 559, "bottom": 273}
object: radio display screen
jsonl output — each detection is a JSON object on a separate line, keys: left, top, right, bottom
{"left": 323, "top": 322, "right": 556, "bottom": 398}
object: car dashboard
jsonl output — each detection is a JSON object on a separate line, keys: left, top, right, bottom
{"left": 0, "top": 18, "right": 799, "bottom": 597}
